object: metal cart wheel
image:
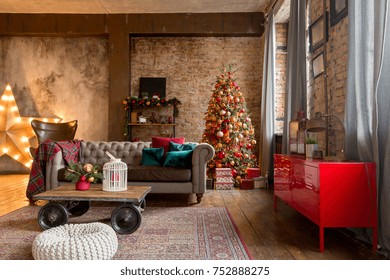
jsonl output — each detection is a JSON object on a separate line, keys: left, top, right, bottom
{"left": 139, "top": 199, "right": 146, "bottom": 211}
{"left": 38, "top": 202, "right": 69, "bottom": 230}
{"left": 64, "top": 201, "right": 90, "bottom": 216}
{"left": 111, "top": 204, "right": 142, "bottom": 234}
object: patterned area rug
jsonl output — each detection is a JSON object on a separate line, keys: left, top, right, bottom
{"left": 0, "top": 205, "right": 252, "bottom": 260}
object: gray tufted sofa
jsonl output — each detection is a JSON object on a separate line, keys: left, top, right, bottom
{"left": 45, "top": 141, "right": 215, "bottom": 203}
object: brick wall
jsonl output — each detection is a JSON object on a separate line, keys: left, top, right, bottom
{"left": 307, "top": 0, "right": 348, "bottom": 156}
{"left": 273, "top": 0, "right": 348, "bottom": 156}
{"left": 275, "top": 23, "right": 288, "bottom": 134}
{"left": 129, "top": 37, "right": 264, "bottom": 152}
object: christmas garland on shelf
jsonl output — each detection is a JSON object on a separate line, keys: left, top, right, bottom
{"left": 122, "top": 96, "right": 182, "bottom": 138}
{"left": 123, "top": 96, "right": 182, "bottom": 117}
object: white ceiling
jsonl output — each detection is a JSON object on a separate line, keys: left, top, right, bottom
{"left": 0, "top": 0, "right": 270, "bottom": 14}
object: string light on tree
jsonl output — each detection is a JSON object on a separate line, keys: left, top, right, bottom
{"left": 201, "top": 65, "right": 258, "bottom": 186}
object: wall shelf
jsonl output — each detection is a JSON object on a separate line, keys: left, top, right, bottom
{"left": 125, "top": 97, "right": 181, "bottom": 140}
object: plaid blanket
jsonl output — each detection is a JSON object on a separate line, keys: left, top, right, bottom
{"left": 26, "top": 140, "right": 81, "bottom": 201}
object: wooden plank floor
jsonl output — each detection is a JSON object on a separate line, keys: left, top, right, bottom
{"left": 0, "top": 174, "right": 385, "bottom": 260}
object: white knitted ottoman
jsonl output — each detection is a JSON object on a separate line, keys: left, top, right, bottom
{"left": 32, "top": 222, "right": 118, "bottom": 260}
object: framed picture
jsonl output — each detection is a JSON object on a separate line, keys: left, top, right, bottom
{"left": 330, "top": 0, "right": 348, "bottom": 26}
{"left": 312, "top": 52, "right": 325, "bottom": 78}
{"left": 309, "top": 12, "right": 328, "bottom": 53}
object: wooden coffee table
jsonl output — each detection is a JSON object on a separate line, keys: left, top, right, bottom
{"left": 33, "top": 184, "right": 151, "bottom": 234}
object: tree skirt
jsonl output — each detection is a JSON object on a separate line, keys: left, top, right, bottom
{"left": 0, "top": 206, "right": 252, "bottom": 260}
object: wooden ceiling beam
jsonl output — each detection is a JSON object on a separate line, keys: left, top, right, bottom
{"left": 0, "top": 13, "right": 264, "bottom": 36}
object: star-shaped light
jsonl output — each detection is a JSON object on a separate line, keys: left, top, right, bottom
{"left": 0, "top": 84, "right": 61, "bottom": 168}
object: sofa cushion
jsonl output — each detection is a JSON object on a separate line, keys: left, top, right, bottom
{"left": 127, "top": 166, "right": 191, "bottom": 182}
{"left": 163, "top": 150, "right": 193, "bottom": 168}
{"left": 169, "top": 141, "right": 197, "bottom": 151}
{"left": 141, "top": 147, "right": 164, "bottom": 166}
{"left": 151, "top": 136, "right": 185, "bottom": 154}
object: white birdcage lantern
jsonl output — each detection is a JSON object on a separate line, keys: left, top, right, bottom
{"left": 102, "top": 151, "right": 128, "bottom": 192}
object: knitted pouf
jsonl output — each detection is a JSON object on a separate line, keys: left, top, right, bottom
{"left": 32, "top": 222, "right": 118, "bottom": 260}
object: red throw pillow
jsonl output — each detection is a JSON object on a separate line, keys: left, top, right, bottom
{"left": 152, "top": 136, "right": 185, "bottom": 154}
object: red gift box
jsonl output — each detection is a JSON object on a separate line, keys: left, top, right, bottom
{"left": 246, "top": 168, "right": 260, "bottom": 179}
{"left": 240, "top": 179, "right": 254, "bottom": 190}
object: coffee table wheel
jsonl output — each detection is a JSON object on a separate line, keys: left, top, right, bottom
{"left": 65, "top": 201, "right": 90, "bottom": 216}
{"left": 111, "top": 204, "right": 142, "bottom": 234}
{"left": 139, "top": 199, "right": 146, "bottom": 211}
{"left": 38, "top": 202, "right": 69, "bottom": 230}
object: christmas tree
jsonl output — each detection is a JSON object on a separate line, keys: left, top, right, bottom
{"left": 202, "top": 65, "right": 257, "bottom": 186}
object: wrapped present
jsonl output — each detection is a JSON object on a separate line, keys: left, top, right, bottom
{"left": 215, "top": 168, "right": 234, "bottom": 189}
{"left": 206, "top": 178, "right": 214, "bottom": 190}
{"left": 214, "top": 182, "right": 234, "bottom": 190}
{"left": 246, "top": 168, "right": 260, "bottom": 179}
{"left": 215, "top": 176, "right": 234, "bottom": 183}
{"left": 215, "top": 168, "right": 233, "bottom": 177}
{"left": 240, "top": 179, "right": 254, "bottom": 190}
{"left": 254, "top": 176, "right": 268, "bottom": 189}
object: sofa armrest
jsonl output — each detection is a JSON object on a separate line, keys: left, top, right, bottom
{"left": 191, "top": 143, "right": 215, "bottom": 195}
{"left": 45, "top": 151, "right": 66, "bottom": 190}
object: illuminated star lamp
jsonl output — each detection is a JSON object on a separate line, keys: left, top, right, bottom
{"left": 0, "top": 84, "right": 62, "bottom": 168}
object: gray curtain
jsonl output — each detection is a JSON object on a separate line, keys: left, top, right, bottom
{"left": 282, "top": 0, "right": 307, "bottom": 154}
{"left": 346, "top": 0, "right": 390, "bottom": 254}
{"left": 260, "top": 10, "right": 275, "bottom": 178}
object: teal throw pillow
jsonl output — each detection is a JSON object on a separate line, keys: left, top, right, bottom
{"left": 142, "top": 147, "right": 164, "bottom": 166}
{"left": 163, "top": 150, "right": 193, "bottom": 168}
{"left": 169, "top": 141, "right": 197, "bottom": 152}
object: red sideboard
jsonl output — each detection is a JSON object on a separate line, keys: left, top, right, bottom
{"left": 273, "top": 154, "right": 377, "bottom": 252}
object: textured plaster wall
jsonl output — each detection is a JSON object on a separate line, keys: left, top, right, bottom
{"left": 130, "top": 37, "right": 264, "bottom": 150}
{"left": 0, "top": 37, "right": 108, "bottom": 172}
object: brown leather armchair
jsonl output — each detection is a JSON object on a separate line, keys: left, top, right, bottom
{"left": 30, "top": 120, "right": 78, "bottom": 156}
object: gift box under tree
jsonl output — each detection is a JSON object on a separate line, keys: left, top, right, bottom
{"left": 214, "top": 168, "right": 234, "bottom": 190}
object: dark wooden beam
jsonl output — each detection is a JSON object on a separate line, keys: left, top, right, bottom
{"left": 108, "top": 15, "right": 130, "bottom": 141}
{"left": 127, "top": 13, "right": 264, "bottom": 36}
{"left": 0, "top": 13, "right": 264, "bottom": 36}
{"left": 0, "top": 14, "right": 107, "bottom": 36}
